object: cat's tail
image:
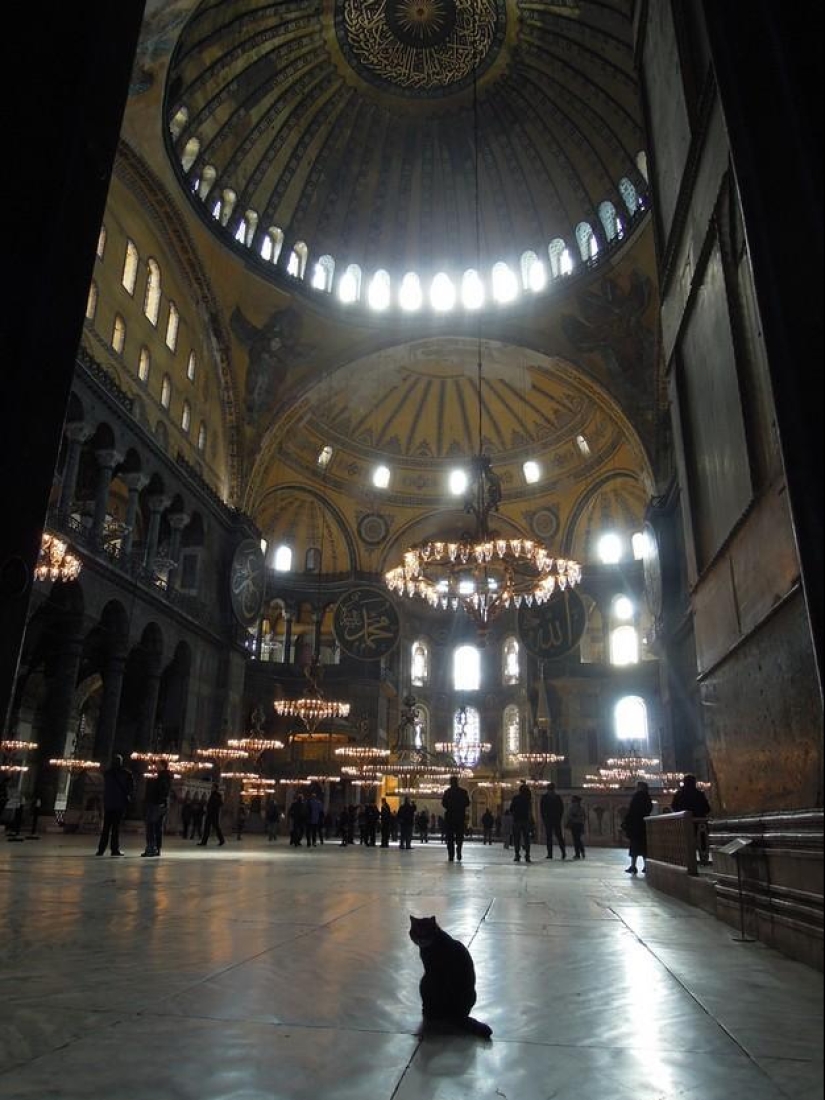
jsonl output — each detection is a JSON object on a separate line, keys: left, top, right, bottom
{"left": 463, "top": 1016, "right": 493, "bottom": 1039}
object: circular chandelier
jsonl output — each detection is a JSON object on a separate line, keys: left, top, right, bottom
{"left": 385, "top": 453, "right": 581, "bottom": 632}
{"left": 334, "top": 746, "right": 390, "bottom": 761}
{"left": 274, "top": 697, "right": 351, "bottom": 731}
{"left": 36, "top": 531, "right": 82, "bottom": 584}
{"left": 228, "top": 737, "right": 285, "bottom": 753}
{"left": 49, "top": 757, "right": 100, "bottom": 771}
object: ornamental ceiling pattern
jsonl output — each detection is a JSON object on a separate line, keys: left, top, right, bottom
{"left": 164, "top": 0, "right": 644, "bottom": 274}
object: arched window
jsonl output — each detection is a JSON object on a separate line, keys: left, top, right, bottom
{"left": 615, "top": 695, "right": 648, "bottom": 741}
{"left": 305, "top": 546, "right": 321, "bottom": 573}
{"left": 122, "top": 240, "right": 139, "bottom": 295}
{"left": 598, "top": 201, "right": 619, "bottom": 241}
{"left": 219, "top": 189, "right": 236, "bottom": 226}
{"left": 414, "top": 703, "right": 430, "bottom": 751}
{"left": 575, "top": 221, "right": 597, "bottom": 262}
{"left": 453, "top": 706, "right": 482, "bottom": 766}
{"left": 197, "top": 421, "right": 207, "bottom": 453}
{"left": 85, "top": 281, "right": 98, "bottom": 321}
{"left": 430, "top": 272, "right": 456, "bottom": 312}
{"left": 453, "top": 645, "right": 480, "bottom": 691}
{"left": 160, "top": 374, "right": 172, "bottom": 410}
{"left": 138, "top": 346, "right": 151, "bottom": 383}
{"left": 368, "top": 269, "right": 391, "bottom": 311}
{"left": 636, "top": 150, "right": 648, "bottom": 182}
{"left": 186, "top": 351, "right": 197, "bottom": 382}
{"left": 399, "top": 271, "right": 423, "bottom": 311}
{"left": 180, "top": 136, "right": 199, "bottom": 172}
{"left": 111, "top": 314, "right": 126, "bottom": 355}
{"left": 165, "top": 301, "right": 179, "bottom": 352}
{"left": 631, "top": 531, "right": 647, "bottom": 561}
{"left": 287, "top": 241, "right": 308, "bottom": 279}
{"left": 411, "top": 640, "right": 430, "bottom": 687}
{"left": 618, "top": 177, "right": 639, "bottom": 215}
{"left": 338, "top": 263, "right": 362, "bottom": 303}
{"left": 312, "top": 255, "right": 335, "bottom": 292}
{"left": 273, "top": 545, "right": 292, "bottom": 572}
{"left": 503, "top": 703, "right": 521, "bottom": 759}
{"left": 96, "top": 226, "right": 107, "bottom": 260}
{"left": 197, "top": 164, "right": 217, "bottom": 201}
{"left": 169, "top": 106, "right": 189, "bottom": 141}
{"left": 235, "top": 209, "right": 258, "bottom": 246}
{"left": 461, "top": 268, "right": 484, "bottom": 309}
{"left": 520, "top": 250, "right": 546, "bottom": 292}
{"left": 143, "top": 259, "right": 161, "bottom": 326}
{"left": 181, "top": 400, "right": 191, "bottom": 434}
{"left": 502, "top": 636, "right": 520, "bottom": 685}
{"left": 491, "top": 262, "right": 518, "bottom": 303}
{"left": 610, "top": 624, "right": 639, "bottom": 666}
{"left": 597, "top": 532, "right": 623, "bottom": 564}
{"left": 548, "top": 238, "right": 567, "bottom": 279}
{"left": 260, "top": 226, "right": 284, "bottom": 264}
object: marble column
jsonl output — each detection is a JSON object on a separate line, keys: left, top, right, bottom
{"left": 166, "top": 512, "right": 190, "bottom": 590}
{"left": 136, "top": 660, "right": 163, "bottom": 751}
{"left": 90, "top": 448, "right": 123, "bottom": 546}
{"left": 142, "top": 494, "right": 170, "bottom": 570}
{"left": 120, "top": 472, "right": 147, "bottom": 562}
{"left": 282, "top": 614, "right": 293, "bottom": 665}
{"left": 94, "top": 649, "right": 127, "bottom": 763}
{"left": 38, "top": 621, "right": 84, "bottom": 809}
{"left": 56, "top": 423, "right": 92, "bottom": 520}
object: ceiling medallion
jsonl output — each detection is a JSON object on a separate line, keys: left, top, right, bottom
{"left": 340, "top": 0, "right": 502, "bottom": 93}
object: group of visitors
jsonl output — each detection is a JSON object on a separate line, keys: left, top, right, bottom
{"left": 91, "top": 753, "right": 709, "bottom": 872}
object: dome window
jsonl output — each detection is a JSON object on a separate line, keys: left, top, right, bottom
{"left": 399, "top": 272, "right": 423, "bottom": 311}
{"left": 431, "top": 272, "right": 456, "bottom": 312}
{"left": 492, "top": 262, "right": 518, "bottom": 303}
{"left": 368, "top": 269, "right": 391, "bottom": 311}
{"left": 338, "top": 264, "right": 362, "bottom": 303}
{"left": 461, "top": 269, "right": 484, "bottom": 310}
{"left": 312, "top": 255, "right": 335, "bottom": 292}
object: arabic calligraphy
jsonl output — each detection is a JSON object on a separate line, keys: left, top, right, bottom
{"left": 334, "top": 587, "right": 400, "bottom": 660}
{"left": 342, "top": 0, "right": 500, "bottom": 92}
{"left": 230, "top": 540, "right": 265, "bottom": 626}
{"left": 517, "top": 589, "right": 587, "bottom": 660}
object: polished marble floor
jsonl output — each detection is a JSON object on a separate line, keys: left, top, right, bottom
{"left": 0, "top": 832, "right": 821, "bottom": 1100}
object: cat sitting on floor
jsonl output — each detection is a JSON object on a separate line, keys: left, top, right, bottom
{"left": 409, "top": 915, "right": 492, "bottom": 1039}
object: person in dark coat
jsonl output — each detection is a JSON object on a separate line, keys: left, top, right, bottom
{"left": 539, "top": 782, "right": 566, "bottom": 860}
{"left": 397, "top": 796, "right": 416, "bottom": 850}
{"left": 481, "top": 808, "right": 495, "bottom": 845}
{"left": 180, "top": 791, "right": 194, "bottom": 838}
{"left": 96, "top": 754, "right": 134, "bottom": 856}
{"left": 379, "top": 798, "right": 393, "bottom": 847}
{"left": 623, "top": 780, "right": 653, "bottom": 873}
{"left": 192, "top": 792, "right": 207, "bottom": 840}
{"left": 671, "top": 774, "right": 711, "bottom": 817}
{"left": 441, "top": 775, "right": 470, "bottom": 863}
{"left": 141, "top": 759, "right": 171, "bottom": 857}
{"left": 509, "top": 783, "right": 533, "bottom": 863}
{"left": 198, "top": 783, "right": 225, "bottom": 847}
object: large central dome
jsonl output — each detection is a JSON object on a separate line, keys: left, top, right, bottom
{"left": 164, "top": 0, "right": 646, "bottom": 278}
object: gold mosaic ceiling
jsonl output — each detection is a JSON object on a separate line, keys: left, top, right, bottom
{"left": 165, "top": 0, "right": 645, "bottom": 275}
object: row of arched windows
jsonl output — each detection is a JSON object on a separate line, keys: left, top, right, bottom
{"left": 170, "top": 110, "right": 648, "bottom": 315}
{"left": 407, "top": 696, "right": 649, "bottom": 764}
{"left": 84, "top": 286, "right": 206, "bottom": 457}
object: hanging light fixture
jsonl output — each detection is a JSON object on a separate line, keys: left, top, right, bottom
{"left": 35, "top": 531, "right": 82, "bottom": 584}
{"left": 433, "top": 706, "right": 491, "bottom": 768}
{"left": 383, "top": 12, "right": 580, "bottom": 635}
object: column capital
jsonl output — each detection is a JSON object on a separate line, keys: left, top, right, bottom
{"left": 147, "top": 494, "right": 172, "bottom": 514}
{"left": 94, "top": 448, "right": 123, "bottom": 469}
{"left": 64, "top": 422, "right": 93, "bottom": 444}
{"left": 167, "top": 512, "right": 191, "bottom": 531}
{"left": 122, "top": 471, "right": 149, "bottom": 492}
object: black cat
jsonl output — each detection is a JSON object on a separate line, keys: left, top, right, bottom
{"left": 409, "top": 915, "right": 492, "bottom": 1039}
